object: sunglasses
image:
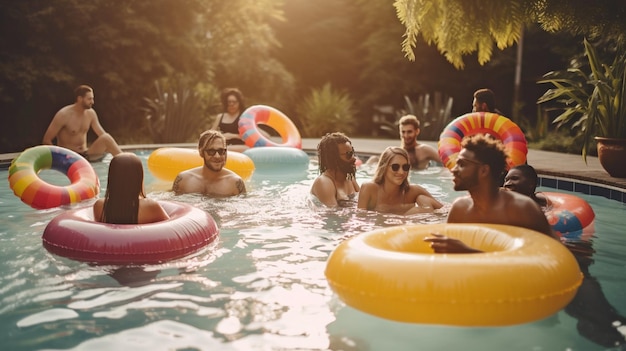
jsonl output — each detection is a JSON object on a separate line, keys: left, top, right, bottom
{"left": 204, "top": 148, "right": 227, "bottom": 156}
{"left": 227, "top": 100, "right": 239, "bottom": 105}
{"left": 343, "top": 150, "right": 355, "bottom": 158}
{"left": 390, "top": 163, "right": 410, "bottom": 172}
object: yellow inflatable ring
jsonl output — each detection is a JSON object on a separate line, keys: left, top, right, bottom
{"left": 325, "top": 223, "right": 582, "bottom": 326}
{"left": 438, "top": 112, "right": 527, "bottom": 170}
{"left": 147, "top": 147, "right": 254, "bottom": 182}
{"left": 8, "top": 145, "right": 100, "bottom": 209}
{"left": 238, "top": 105, "right": 302, "bottom": 149}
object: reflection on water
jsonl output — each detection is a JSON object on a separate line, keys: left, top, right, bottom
{"left": 0, "top": 151, "right": 625, "bottom": 350}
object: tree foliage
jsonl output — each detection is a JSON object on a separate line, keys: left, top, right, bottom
{"left": 394, "top": 0, "right": 626, "bottom": 69}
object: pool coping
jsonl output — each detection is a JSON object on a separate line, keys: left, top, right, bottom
{"left": 4, "top": 139, "right": 626, "bottom": 203}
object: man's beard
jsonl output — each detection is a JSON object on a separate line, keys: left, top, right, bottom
{"left": 338, "top": 160, "right": 356, "bottom": 177}
{"left": 204, "top": 159, "right": 224, "bottom": 172}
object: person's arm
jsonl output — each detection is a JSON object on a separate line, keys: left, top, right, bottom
{"left": 42, "top": 114, "right": 63, "bottom": 145}
{"left": 518, "top": 199, "right": 558, "bottom": 239}
{"left": 172, "top": 174, "right": 187, "bottom": 195}
{"left": 89, "top": 111, "right": 107, "bottom": 137}
{"left": 311, "top": 176, "right": 338, "bottom": 207}
{"left": 210, "top": 114, "right": 221, "bottom": 131}
{"left": 92, "top": 199, "right": 104, "bottom": 222}
{"left": 357, "top": 183, "right": 375, "bottom": 210}
{"left": 424, "top": 233, "right": 483, "bottom": 253}
{"left": 412, "top": 185, "right": 443, "bottom": 209}
{"left": 426, "top": 145, "right": 443, "bottom": 163}
{"left": 234, "top": 177, "right": 246, "bottom": 195}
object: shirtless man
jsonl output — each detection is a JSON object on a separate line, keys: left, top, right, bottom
{"left": 42, "top": 85, "right": 122, "bottom": 160}
{"left": 310, "top": 132, "right": 360, "bottom": 207}
{"left": 425, "top": 134, "right": 557, "bottom": 253}
{"left": 172, "top": 130, "right": 246, "bottom": 197}
{"left": 398, "top": 115, "right": 441, "bottom": 170}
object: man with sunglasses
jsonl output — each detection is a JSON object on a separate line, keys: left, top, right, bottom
{"left": 310, "top": 132, "right": 360, "bottom": 207}
{"left": 172, "top": 130, "right": 246, "bottom": 197}
{"left": 425, "top": 134, "right": 557, "bottom": 253}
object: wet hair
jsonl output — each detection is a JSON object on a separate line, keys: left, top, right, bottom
{"left": 374, "top": 147, "right": 410, "bottom": 193}
{"left": 74, "top": 85, "right": 93, "bottom": 98}
{"left": 317, "top": 132, "right": 354, "bottom": 178}
{"left": 473, "top": 89, "right": 496, "bottom": 112}
{"left": 399, "top": 114, "right": 420, "bottom": 129}
{"left": 100, "top": 153, "right": 145, "bottom": 224}
{"left": 510, "top": 164, "right": 539, "bottom": 189}
{"left": 461, "top": 134, "right": 508, "bottom": 183}
{"left": 220, "top": 88, "right": 246, "bottom": 114}
{"left": 198, "top": 129, "right": 226, "bottom": 151}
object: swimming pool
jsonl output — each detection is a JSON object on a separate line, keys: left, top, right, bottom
{"left": 1, "top": 150, "right": 625, "bottom": 350}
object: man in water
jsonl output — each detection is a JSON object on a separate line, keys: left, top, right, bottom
{"left": 503, "top": 164, "right": 549, "bottom": 208}
{"left": 472, "top": 88, "right": 503, "bottom": 114}
{"left": 398, "top": 114, "right": 441, "bottom": 170}
{"left": 425, "top": 134, "right": 556, "bottom": 253}
{"left": 42, "top": 85, "right": 122, "bottom": 161}
{"left": 172, "top": 130, "right": 246, "bottom": 197}
{"left": 310, "top": 132, "right": 360, "bottom": 207}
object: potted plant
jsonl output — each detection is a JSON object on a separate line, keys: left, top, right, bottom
{"left": 538, "top": 38, "right": 626, "bottom": 177}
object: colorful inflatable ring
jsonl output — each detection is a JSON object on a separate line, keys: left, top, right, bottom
{"left": 325, "top": 223, "right": 582, "bottom": 326}
{"left": 544, "top": 192, "right": 595, "bottom": 239}
{"left": 238, "top": 105, "right": 302, "bottom": 149}
{"left": 438, "top": 112, "right": 527, "bottom": 170}
{"left": 8, "top": 145, "right": 100, "bottom": 209}
{"left": 147, "top": 147, "right": 255, "bottom": 182}
{"left": 243, "top": 147, "right": 309, "bottom": 177}
{"left": 42, "top": 201, "right": 219, "bottom": 265}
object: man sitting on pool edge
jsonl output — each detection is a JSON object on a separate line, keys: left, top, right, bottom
{"left": 425, "top": 134, "right": 557, "bottom": 253}
{"left": 172, "top": 130, "right": 246, "bottom": 197}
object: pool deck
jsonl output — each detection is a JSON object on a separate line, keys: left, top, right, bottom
{"left": 3, "top": 138, "right": 625, "bottom": 192}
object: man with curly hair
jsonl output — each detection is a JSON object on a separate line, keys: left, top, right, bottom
{"left": 425, "top": 134, "right": 556, "bottom": 253}
{"left": 310, "top": 132, "right": 360, "bottom": 207}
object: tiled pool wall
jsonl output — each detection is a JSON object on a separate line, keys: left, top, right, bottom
{"left": 539, "top": 175, "right": 626, "bottom": 203}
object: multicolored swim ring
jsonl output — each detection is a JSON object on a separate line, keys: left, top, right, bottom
{"left": 438, "top": 112, "right": 527, "bottom": 170}
{"left": 147, "top": 147, "right": 255, "bottom": 182}
{"left": 42, "top": 201, "right": 219, "bottom": 265}
{"left": 238, "top": 105, "right": 302, "bottom": 149}
{"left": 544, "top": 192, "right": 595, "bottom": 239}
{"left": 325, "top": 223, "right": 582, "bottom": 326}
{"left": 8, "top": 145, "right": 100, "bottom": 209}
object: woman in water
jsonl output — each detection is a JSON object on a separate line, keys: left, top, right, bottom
{"left": 93, "top": 153, "right": 169, "bottom": 224}
{"left": 210, "top": 88, "right": 248, "bottom": 152}
{"left": 358, "top": 147, "right": 443, "bottom": 215}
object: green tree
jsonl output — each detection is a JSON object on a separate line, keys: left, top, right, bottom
{"left": 394, "top": 0, "right": 626, "bottom": 69}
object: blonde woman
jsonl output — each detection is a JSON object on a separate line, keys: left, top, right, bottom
{"left": 358, "top": 147, "right": 443, "bottom": 215}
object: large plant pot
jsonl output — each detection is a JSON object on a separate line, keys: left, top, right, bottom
{"left": 595, "top": 137, "right": 626, "bottom": 178}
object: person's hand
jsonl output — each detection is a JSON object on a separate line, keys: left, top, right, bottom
{"left": 423, "top": 233, "right": 483, "bottom": 254}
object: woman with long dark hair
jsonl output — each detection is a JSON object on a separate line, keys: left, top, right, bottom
{"left": 93, "top": 153, "right": 169, "bottom": 224}
{"left": 358, "top": 147, "right": 442, "bottom": 215}
{"left": 210, "top": 88, "right": 248, "bottom": 152}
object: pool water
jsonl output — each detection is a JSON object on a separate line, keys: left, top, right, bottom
{"left": 1, "top": 150, "right": 625, "bottom": 351}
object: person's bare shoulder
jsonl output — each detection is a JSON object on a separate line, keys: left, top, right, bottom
{"left": 447, "top": 195, "right": 472, "bottom": 222}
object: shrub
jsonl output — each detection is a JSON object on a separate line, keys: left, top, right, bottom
{"left": 297, "top": 83, "right": 356, "bottom": 137}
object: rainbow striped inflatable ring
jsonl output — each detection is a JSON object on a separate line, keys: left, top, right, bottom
{"left": 8, "top": 145, "right": 99, "bottom": 209}
{"left": 238, "top": 105, "right": 302, "bottom": 149}
{"left": 438, "top": 112, "right": 527, "bottom": 170}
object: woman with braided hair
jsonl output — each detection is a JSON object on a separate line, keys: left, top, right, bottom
{"left": 310, "top": 132, "right": 360, "bottom": 207}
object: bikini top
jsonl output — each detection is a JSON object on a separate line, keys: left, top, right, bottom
{"left": 218, "top": 113, "right": 240, "bottom": 134}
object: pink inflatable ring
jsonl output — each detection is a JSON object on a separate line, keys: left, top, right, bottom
{"left": 42, "top": 201, "right": 219, "bottom": 265}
